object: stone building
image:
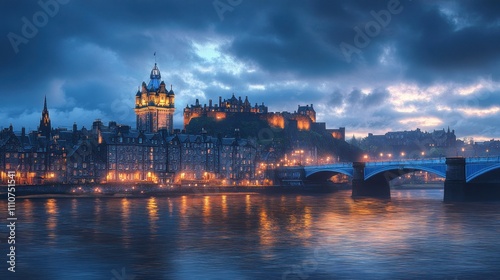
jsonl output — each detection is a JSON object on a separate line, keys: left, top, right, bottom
{"left": 183, "top": 94, "right": 346, "bottom": 140}
{"left": 135, "top": 63, "right": 175, "bottom": 134}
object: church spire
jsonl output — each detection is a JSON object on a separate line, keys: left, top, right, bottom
{"left": 39, "top": 95, "right": 52, "bottom": 139}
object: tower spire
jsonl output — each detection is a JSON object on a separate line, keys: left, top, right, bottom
{"left": 39, "top": 95, "right": 52, "bottom": 139}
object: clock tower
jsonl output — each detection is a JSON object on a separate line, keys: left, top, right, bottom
{"left": 134, "top": 63, "right": 175, "bottom": 133}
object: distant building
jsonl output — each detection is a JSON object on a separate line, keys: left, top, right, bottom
{"left": 183, "top": 94, "right": 268, "bottom": 128}
{"left": 382, "top": 127, "right": 456, "bottom": 148}
{"left": 135, "top": 63, "right": 175, "bottom": 134}
{"left": 38, "top": 96, "right": 51, "bottom": 139}
{"left": 363, "top": 127, "right": 457, "bottom": 158}
{"left": 183, "top": 95, "right": 346, "bottom": 140}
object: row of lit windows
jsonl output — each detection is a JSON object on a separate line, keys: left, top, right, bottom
{"left": 5, "top": 153, "right": 49, "bottom": 159}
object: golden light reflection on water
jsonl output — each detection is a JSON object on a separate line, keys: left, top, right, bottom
{"left": 245, "top": 194, "right": 251, "bottom": 216}
{"left": 304, "top": 206, "right": 312, "bottom": 227}
{"left": 203, "top": 196, "right": 211, "bottom": 225}
{"left": 259, "top": 207, "right": 276, "bottom": 248}
{"left": 121, "top": 198, "right": 130, "bottom": 245}
{"left": 7, "top": 190, "right": 500, "bottom": 279}
{"left": 314, "top": 194, "right": 449, "bottom": 256}
{"left": 221, "top": 195, "right": 227, "bottom": 218}
{"left": 181, "top": 195, "right": 187, "bottom": 216}
{"left": 147, "top": 197, "right": 159, "bottom": 233}
{"left": 45, "top": 198, "right": 58, "bottom": 243}
{"left": 179, "top": 196, "right": 190, "bottom": 231}
{"left": 121, "top": 198, "right": 130, "bottom": 221}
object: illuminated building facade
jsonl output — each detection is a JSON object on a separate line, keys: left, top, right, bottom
{"left": 183, "top": 94, "right": 268, "bottom": 128}
{"left": 135, "top": 63, "right": 175, "bottom": 134}
{"left": 0, "top": 98, "right": 68, "bottom": 184}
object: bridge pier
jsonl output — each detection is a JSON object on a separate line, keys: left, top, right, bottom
{"left": 444, "top": 157, "right": 466, "bottom": 202}
{"left": 351, "top": 162, "right": 365, "bottom": 197}
{"left": 351, "top": 162, "right": 390, "bottom": 198}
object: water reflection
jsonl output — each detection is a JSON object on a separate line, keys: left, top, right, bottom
{"left": 70, "top": 198, "right": 78, "bottom": 219}
{"left": 45, "top": 198, "right": 58, "bottom": 244}
{"left": 168, "top": 198, "right": 173, "bottom": 217}
{"left": 23, "top": 199, "right": 33, "bottom": 224}
{"left": 181, "top": 195, "right": 187, "bottom": 216}
{"left": 147, "top": 197, "right": 159, "bottom": 233}
{"left": 94, "top": 198, "right": 102, "bottom": 221}
{"left": 4, "top": 190, "right": 500, "bottom": 279}
{"left": 121, "top": 198, "right": 130, "bottom": 247}
{"left": 245, "top": 194, "right": 251, "bottom": 216}
{"left": 258, "top": 206, "right": 276, "bottom": 248}
{"left": 221, "top": 195, "right": 227, "bottom": 218}
{"left": 203, "top": 195, "right": 211, "bottom": 225}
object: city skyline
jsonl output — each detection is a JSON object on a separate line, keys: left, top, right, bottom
{"left": 2, "top": 1, "right": 500, "bottom": 140}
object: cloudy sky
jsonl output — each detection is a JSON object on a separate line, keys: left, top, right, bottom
{"left": 1, "top": 0, "right": 500, "bottom": 140}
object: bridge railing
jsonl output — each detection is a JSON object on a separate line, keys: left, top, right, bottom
{"left": 365, "top": 158, "right": 445, "bottom": 166}
{"left": 466, "top": 156, "right": 500, "bottom": 163}
{"left": 304, "top": 156, "right": 500, "bottom": 169}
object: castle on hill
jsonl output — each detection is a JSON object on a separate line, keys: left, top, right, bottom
{"left": 183, "top": 94, "right": 345, "bottom": 141}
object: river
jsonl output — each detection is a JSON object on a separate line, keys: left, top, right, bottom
{"left": 1, "top": 189, "right": 500, "bottom": 279}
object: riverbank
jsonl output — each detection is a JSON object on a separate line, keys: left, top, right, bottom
{"left": 0, "top": 182, "right": 340, "bottom": 198}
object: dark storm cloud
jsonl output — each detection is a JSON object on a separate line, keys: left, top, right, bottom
{"left": 1, "top": 0, "right": 500, "bottom": 139}
{"left": 346, "top": 88, "right": 390, "bottom": 108}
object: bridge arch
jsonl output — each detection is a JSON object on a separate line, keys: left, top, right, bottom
{"left": 305, "top": 169, "right": 353, "bottom": 181}
{"left": 365, "top": 165, "right": 446, "bottom": 181}
{"left": 467, "top": 163, "right": 500, "bottom": 182}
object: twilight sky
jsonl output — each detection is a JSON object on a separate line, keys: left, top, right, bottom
{"left": 1, "top": 0, "right": 500, "bottom": 140}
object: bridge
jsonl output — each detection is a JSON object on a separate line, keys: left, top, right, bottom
{"left": 277, "top": 157, "right": 500, "bottom": 201}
